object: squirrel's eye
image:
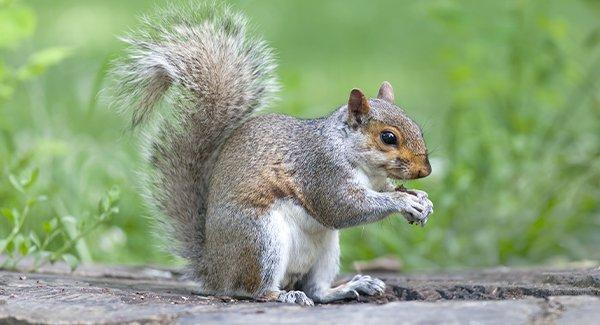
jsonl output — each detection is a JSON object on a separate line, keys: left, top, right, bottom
{"left": 380, "top": 131, "right": 397, "bottom": 145}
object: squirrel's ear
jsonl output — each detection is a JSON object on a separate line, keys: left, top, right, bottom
{"left": 348, "top": 88, "right": 370, "bottom": 125}
{"left": 377, "top": 81, "right": 395, "bottom": 103}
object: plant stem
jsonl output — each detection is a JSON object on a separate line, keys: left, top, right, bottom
{"left": 0, "top": 198, "right": 31, "bottom": 256}
{"left": 48, "top": 218, "right": 104, "bottom": 264}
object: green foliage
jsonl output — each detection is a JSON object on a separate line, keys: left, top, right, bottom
{"left": 0, "top": 0, "right": 123, "bottom": 271}
{"left": 1, "top": 0, "right": 598, "bottom": 272}
{"left": 0, "top": 167, "right": 120, "bottom": 271}
{"left": 16, "top": 47, "right": 71, "bottom": 80}
{"left": 341, "top": 0, "right": 600, "bottom": 270}
{"left": 0, "top": 3, "right": 35, "bottom": 48}
{"left": 0, "top": 1, "right": 69, "bottom": 100}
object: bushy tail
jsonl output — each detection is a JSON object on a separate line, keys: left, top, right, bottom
{"left": 110, "top": 2, "right": 277, "bottom": 275}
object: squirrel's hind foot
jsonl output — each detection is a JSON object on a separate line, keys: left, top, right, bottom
{"left": 311, "top": 275, "right": 386, "bottom": 303}
{"left": 258, "top": 290, "right": 315, "bottom": 306}
{"left": 346, "top": 274, "right": 386, "bottom": 296}
{"left": 279, "top": 290, "right": 315, "bottom": 306}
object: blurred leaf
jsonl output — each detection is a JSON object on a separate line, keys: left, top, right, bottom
{"left": 6, "top": 239, "right": 15, "bottom": 254}
{"left": 29, "top": 231, "right": 41, "bottom": 248}
{"left": 8, "top": 174, "right": 24, "bottom": 193}
{"left": 9, "top": 208, "right": 20, "bottom": 225}
{"left": 60, "top": 215, "right": 77, "bottom": 225}
{"left": 61, "top": 253, "right": 79, "bottom": 271}
{"left": 1, "top": 207, "right": 15, "bottom": 223}
{"left": 108, "top": 186, "right": 120, "bottom": 204}
{"left": 16, "top": 47, "right": 71, "bottom": 80}
{"left": 98, "top": 195, "right": 110, "bottom": 214}
{"left": 26, "top": 244, "right": 37, "bottom": 255}
{"left": 43, "top": 218, "right": 58, "bottom": 234}
{"left": 25, "top": 197, "right": 38, "bottom": 206}
{"left": 17, "top": 234, "right": 29, "bottom": 255}
{"left": 21, "top": 167, "right": 39, "bottom": 189}
{"left": 0, "top": 5, "right": 35, "bottom": 48}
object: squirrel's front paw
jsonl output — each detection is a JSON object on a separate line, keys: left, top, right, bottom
{"left": 395, "top": 190, "right": 433, "bottom": 226}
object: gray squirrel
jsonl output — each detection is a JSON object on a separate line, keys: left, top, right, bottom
{"left": 111, "top": 2, "right": 434, "bottom": 306}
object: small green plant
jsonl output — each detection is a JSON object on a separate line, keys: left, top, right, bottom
{"left": 0, "top": 168, "right": 120, "bottom": 271}
{"left": 0, "top": 0, "right": 70, "bottom": 101}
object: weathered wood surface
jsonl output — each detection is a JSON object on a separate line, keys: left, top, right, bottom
{"left": 0, "top": 264, "right": 599, "bottom": 324}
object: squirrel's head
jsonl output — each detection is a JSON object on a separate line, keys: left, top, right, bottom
{"left": 345, "top": 81, "right": 431, "bottom": 180}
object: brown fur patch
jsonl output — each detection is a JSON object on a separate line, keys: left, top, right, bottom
{"left": 234, "top": 242, "right": 262, "bottom": 294}
{"left": 235, "top": 158, "right": 316, "bottom": 216}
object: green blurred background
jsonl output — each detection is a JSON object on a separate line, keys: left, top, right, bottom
{"left": 1, "top": 0, "right": 598, "bottom": 271}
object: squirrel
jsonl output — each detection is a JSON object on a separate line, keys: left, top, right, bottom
{"left": 110, "top": 2, "right": 433, "bottom": 306}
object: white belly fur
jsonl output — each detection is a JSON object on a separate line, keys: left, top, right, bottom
{"left": 267, "top": 200, "right": 335, "bottom": 289}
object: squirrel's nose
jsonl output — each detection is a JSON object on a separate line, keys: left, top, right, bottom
{"left": 416, "top": 157, "right": 432, "bottom": 178}
{"left": 418, "top": 167, "right": 431, "bottom": 178}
